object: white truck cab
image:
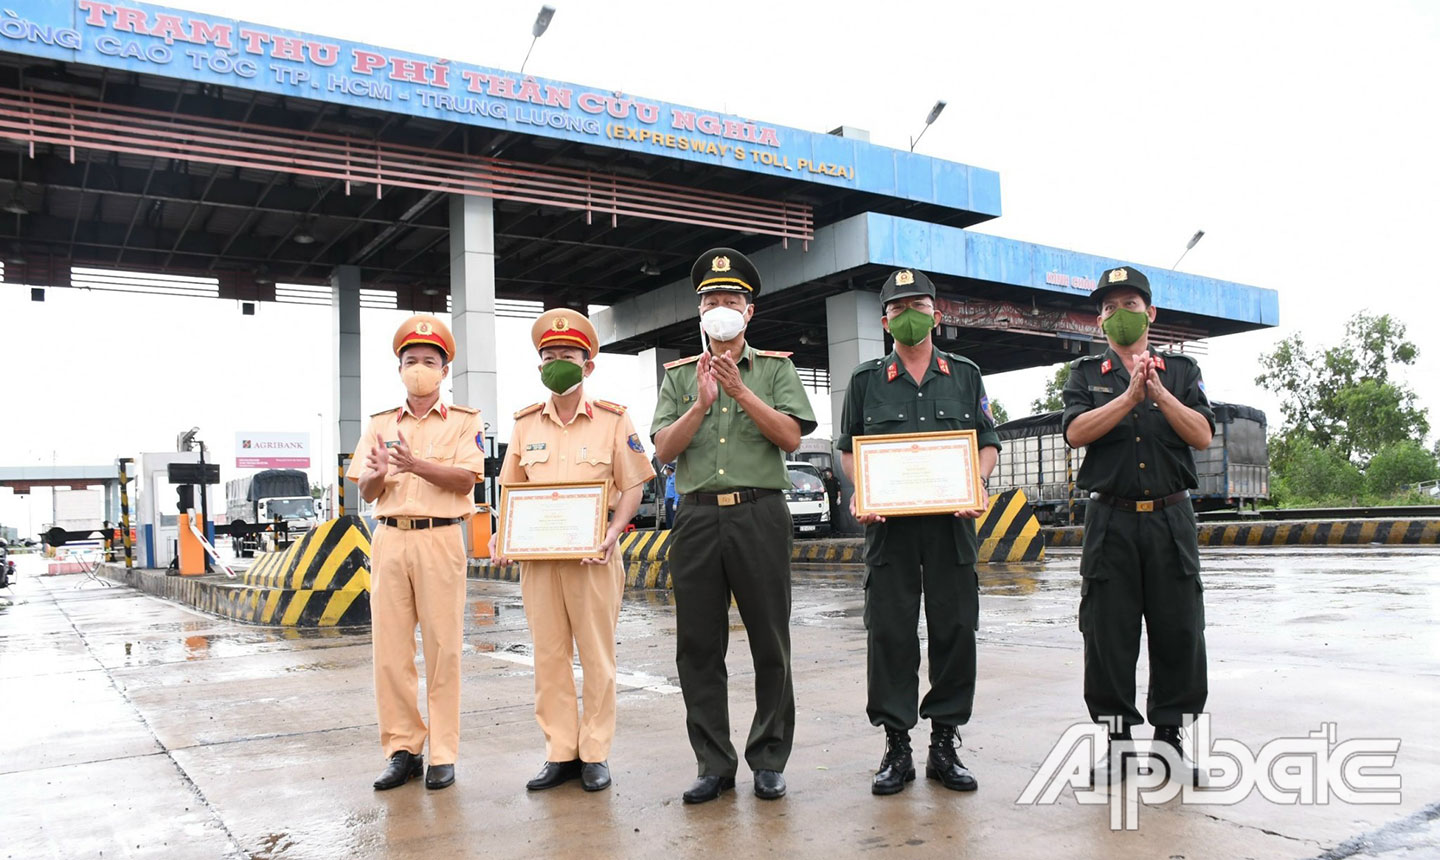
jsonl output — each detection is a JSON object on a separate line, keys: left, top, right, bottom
{"left": 784, "top": 461, "right": 831, "bottom": 539}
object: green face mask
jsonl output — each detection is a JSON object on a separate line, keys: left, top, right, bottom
{"left": 887, "top": 308, "right": 935, "bottom": 347}
{"left": 1102, "top": 307, "right": 1150, "bottom": 346}
{"left": 540, "top": 359, "right": 585, "bottom": 394}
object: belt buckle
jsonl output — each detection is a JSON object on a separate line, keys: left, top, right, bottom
{"left": 1134, "top": 501, "right": 1155, "bottom": 513}
{"left": 717, "top": 492, "right": 741, "bottom": 507}
{"left": 395, "top": 517, "right": 413, "bottom": 529}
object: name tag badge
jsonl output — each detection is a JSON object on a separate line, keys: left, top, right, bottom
{"left": 526, "top": 442, "right": 546, "bottom": 451}
{"left": 384, "top": 440, "right": 400, "bottom": 449}
{"left": 1089, "top": 385, "right": 1114, "bottom": 394}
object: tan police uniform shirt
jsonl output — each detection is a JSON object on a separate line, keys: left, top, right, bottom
{"left": 499, "top": 397, "right": 655, "bottom": 505}
{"left": 346, "top": 400, "right": 487, "bottom": 517}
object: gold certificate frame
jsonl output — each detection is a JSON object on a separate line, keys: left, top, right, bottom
{"left": 852, "top": 430, "right": 984, "bottom": 517}
{"left": 497, "top": 481, "right": 609, "bottom": 560}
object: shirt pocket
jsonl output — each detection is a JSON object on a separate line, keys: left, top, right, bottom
{"left": 575, "top": 448, "right": 613, "bottom": 481}
{"left": 861, "top": 401, "right": 910, "bottom": 432}
{"left": 517, "top": 448, "right": 551, "bottom": 478}
{"left": 929, "top": 398, "right": 968, "bottom": 429}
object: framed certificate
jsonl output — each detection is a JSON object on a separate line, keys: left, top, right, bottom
{"left": 852, "top": 430, "right": 984, "bottom": 517}
{"left": 497, "top": 481, "right": 609, "bottom": 560}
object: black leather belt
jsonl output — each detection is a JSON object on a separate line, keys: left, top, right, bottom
{"left": 683, "top": 488, "right": 781, "bottom": 507}
{"left": 1089, "top": 490, "right": 1189, "bottom": 513}
{"left": 379, "top": 516, "right": 466, "bottom": 530}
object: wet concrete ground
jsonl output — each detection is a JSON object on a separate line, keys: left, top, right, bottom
{"left": 1, "top": 547, "right": 1437, "bottom": 859}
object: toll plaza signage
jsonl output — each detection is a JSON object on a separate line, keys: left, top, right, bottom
{"left": 236, "top": 431, "right": 310, "bottom": 469}
{"left": 0, "top": 1, "right": 1007, "bottom": 207}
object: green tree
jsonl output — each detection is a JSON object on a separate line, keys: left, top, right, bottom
{"left": 1363, "top": 440, "right": 1440, "bottom": 496}
{"left": 1269, "top": 435, "right": 1364, "bottom": 505}
{"left": 1031, "top": 363, "right": 1071, "bottom": 413}
{"left": 990, "top": 398, "right": 1010, "bottom": 425}
{"left": 1256, "top": 313, "right": 1427, "bottom": 467}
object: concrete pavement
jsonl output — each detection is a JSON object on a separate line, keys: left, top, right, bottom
{"left": 1, "top": 547, "right": 1437, "bottom": 859}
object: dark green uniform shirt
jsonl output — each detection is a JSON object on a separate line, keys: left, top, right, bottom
{"left": 651, "top": 344, "right": 818, "bottom": 494}
{"left": 837, "top": 348, "right": 1002, "bottom": 454}
{"left": 837, "top": 348, "right": 1002, "bottom": 565}
{"left": 1060, "top": 347, "right": 1216, "bottom": 498}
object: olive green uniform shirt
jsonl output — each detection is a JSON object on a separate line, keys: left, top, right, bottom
{"left": 650, "top": 344, "right": 818, "bottom": 494}
{"left": 1060, "top": 347, "right": 1215, "bottom": 498}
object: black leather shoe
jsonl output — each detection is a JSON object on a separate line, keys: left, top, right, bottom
{"left": 753, "top": 769, "right": 786, "bottom": 799}
{"left": 425, "top": 763, "right": 455, "bottom": 790}
{"left": 581, "top": 761, "right": 612, "bottom": 792}
{"left": 1154, "top": 726, "right": 1203, "bottom": 787}
{"left": 872, "top": 728, "right": 916, "bottom": 796}
{"left": 526, "top": 759, "right": 582, "bottom": 791}
{"left": 682, "top": 774, "right": 736, "bottom": 804}
{"left": 373, "top": 750, "right": 423, "bottom": 790}
{"left": 926, "top": 724, "right": 978, "bottom": 792}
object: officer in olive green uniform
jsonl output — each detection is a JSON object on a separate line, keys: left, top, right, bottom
{"left": 1060, "top": 266, "right": 1214, "bottom": 783}
{"left": 651, "top": 248, "right": 817, "bottom": 805}
{"left": 837, "top": 269, "right": 1000, "bottom": 796}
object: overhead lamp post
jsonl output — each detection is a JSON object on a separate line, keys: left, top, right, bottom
{"left": 519, "top": 5, "right": 557, "bottom": 75}
{"left": 1171, "top": 229, "right": 1205, "bottom": 270}
{"left": 909, "top": 100, "right": 947, "bottom": 152}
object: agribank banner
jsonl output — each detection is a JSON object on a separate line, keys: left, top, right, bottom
{"left": 236, "top": 431, "right": 310, "bottom": 469}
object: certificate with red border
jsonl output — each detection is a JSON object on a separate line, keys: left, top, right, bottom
{"left": 498, "top": 482, "right": 609, "bottom": 560}
{"left": 852, "top": 430, "right": 984, "bottom": 517}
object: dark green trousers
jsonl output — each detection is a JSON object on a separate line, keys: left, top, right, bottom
{"left": 863, "top": 515, "right": 979, "bottom": 732}
{"left": 669, "top": 492, "right": 794, "bottom": 776}
{"left": 1078, "top": 498, "right": 1207, "bottom": 729}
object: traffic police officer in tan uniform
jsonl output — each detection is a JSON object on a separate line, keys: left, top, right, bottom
{"left": 837, "top": 269, "right": 1000, "bottom": 796}
{"left": 1061, "top": 266, "right": 1214, "bottom": 784}
{"left": 491, "top": 309, "right": 655, "bottom": 793}
{"left": 348, "top": 314, "right": 487, "bottom": 791}
{"left": 652, "top": 248, "right": 817, "bottom": 804}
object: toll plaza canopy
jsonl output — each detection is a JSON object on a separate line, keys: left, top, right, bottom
{"left": 0, "top": 1, "right": 1277, "bottom": 481}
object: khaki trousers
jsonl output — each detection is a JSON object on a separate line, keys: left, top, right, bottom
{"left": 520, "top": 555, "right": 625, "bottom": 762}
{"left": 370, "top": 523, "right": 467, "bottom": 764}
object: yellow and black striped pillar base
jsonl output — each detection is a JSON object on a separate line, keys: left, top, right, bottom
{"left": 974, "top": 488, "right": 1046, "bottom": 562}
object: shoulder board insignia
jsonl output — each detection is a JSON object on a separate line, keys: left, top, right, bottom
{"left": 755, "top": 349, "right": 794, "bottom": 359}
{"left": 513, "top": 402, "right": 544, "bottom": 419}
{"left": 594, "top": 399, "right": 627, "bottom": 415}
{"left": 664, "top": 354, "right": 702, "bottom": 369}
{"left": 449, "top": 404, "right": 479, "bottom": 414}
{"left": 936, "top": 356, "right": 951, "bottom": 376}
{"left": 370, "top": 407, "right": 400, "bottom": 418}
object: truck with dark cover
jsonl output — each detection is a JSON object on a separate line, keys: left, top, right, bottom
{"left": 992, "top": 401, "right": 1269, "bottom": 524}
{"left": 224, "top": 469, "right": 317, "bottom": 556}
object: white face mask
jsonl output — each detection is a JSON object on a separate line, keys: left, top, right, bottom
{"left": 700, "top": 306, "right": 747, "bottom": 343}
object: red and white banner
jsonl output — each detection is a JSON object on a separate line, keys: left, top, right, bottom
{"left": 236, "top": 431, "right": 310, "bottom": 469}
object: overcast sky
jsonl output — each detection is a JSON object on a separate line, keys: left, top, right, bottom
{"left": 2, "top": 0, "right": 1437, "bottom": 534}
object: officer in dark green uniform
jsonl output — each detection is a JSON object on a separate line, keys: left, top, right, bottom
{"left": 837, "top": 268, "right": 1001, "bottom": 797}
{"left": 651, "top": 247, "right": 818, "bottom": 805}
{"left": 1060, "top": 265, "right": 1214, "bottom": 784}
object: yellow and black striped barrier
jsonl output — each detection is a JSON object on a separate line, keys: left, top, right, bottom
{"left": 974, "top": 488, "right": 1046, "bottom": 562}
{"left": 1046, "top": 518, "right": 1440, "bottom": 547}
{"left": 469, "top": 492, "right": 1046, "bottom": 589}
{"left": 99, "top": 516, "right": 373, "bottom": 627}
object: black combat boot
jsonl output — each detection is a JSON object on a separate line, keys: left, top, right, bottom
{"left": 1089, "top": 726, "right": 1132, "bottom": 787}
{"left": 872, "top": 728, "right": 916, "bottom": 796}
{"left": 926, "top": 723, "right": 977, "bottom": 792}
{"left": 1154, "top": 725, "right": 1202, "bottom": 787}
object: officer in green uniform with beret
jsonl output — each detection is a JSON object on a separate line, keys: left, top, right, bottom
{"left": 1061, "top": 265, "right": 1214, "bottom": 785}
{"left": 651, "top": 247, "right": 817, "bottom": 805}
{"left": 837, "top": 268, "right": 1001, "bottom": 796}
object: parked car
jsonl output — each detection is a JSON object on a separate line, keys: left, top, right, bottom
{"left": 785, "top": 461, "right": 831, "bottom": 539}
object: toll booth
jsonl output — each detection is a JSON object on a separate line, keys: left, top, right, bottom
{"left": 135, "top": 451, "right": 218, "bottom": 570}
